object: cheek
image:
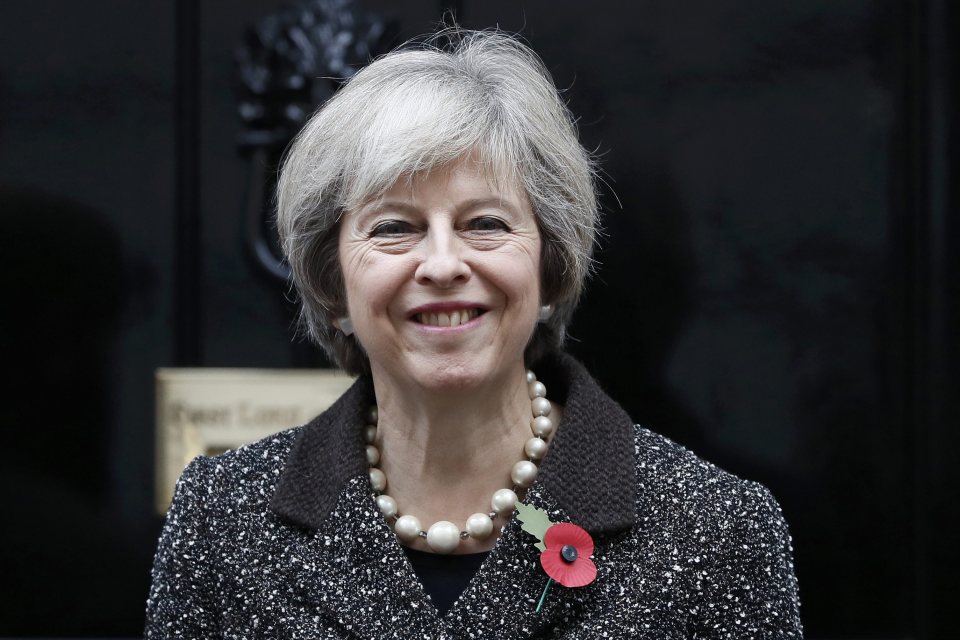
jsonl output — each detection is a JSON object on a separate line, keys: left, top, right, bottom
{"left": 508, "top": 241, "right": 543, "bottom": 299}
{"left": 488, "top": 253, "right": 542, "bottom": 323}
{"left": 341, "top": 253, "right": 409, "bottom": 321}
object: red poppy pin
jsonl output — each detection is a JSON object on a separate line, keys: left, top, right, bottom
{"left": 515, "top": 502, "right": 597, "bottom": 613}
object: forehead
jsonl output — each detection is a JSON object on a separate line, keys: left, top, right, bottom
{"left": 350, "top": 154, "right": 532, "bottom": 220}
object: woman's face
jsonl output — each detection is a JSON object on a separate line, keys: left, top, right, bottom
{"left": 338, "top": 157, "right": 542, "bottom": 392}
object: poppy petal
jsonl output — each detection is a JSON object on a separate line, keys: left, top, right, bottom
{"left": 540, "top": 548, "right": 564, "bottom": 580}
{"left": 544, "top": 522, "right": 594, "bottom": 558}
{"left": 540, "top": 551, "right": 598, "bottom": 587}
{"left": 557, "top": 558, "right": 597, "bottom": 587}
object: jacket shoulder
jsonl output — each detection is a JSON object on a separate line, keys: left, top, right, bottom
{"left": 210, "top": 425, "right": 302, "bottom": 471}
{"left": 171, "top": 426, "right": 304, "bottom": 515}
{"left": 631, "top": 424, "right": 793, "bottom": 550}
{"left": 630, "top": 425, "right": 802, "bottom": 635}
{"left": 632, "top": 424, "right": 776, "bottom": 508}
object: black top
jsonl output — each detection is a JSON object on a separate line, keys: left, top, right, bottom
{"left": 402, "top": 547, "right": 490, "bottom": 616}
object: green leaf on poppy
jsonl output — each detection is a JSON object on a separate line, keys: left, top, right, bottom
{"left": 515, "top": 501, "right": 554, "bottom": 551}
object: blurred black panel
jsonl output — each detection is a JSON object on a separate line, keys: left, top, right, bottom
{"left": 0, "top": 0, "right": 176, "bottom": 633}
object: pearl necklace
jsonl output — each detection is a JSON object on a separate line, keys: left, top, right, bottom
{"left": 365, "top": 370, "right": 555, "bottom": 554}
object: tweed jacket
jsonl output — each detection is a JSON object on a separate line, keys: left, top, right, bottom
{"left": 145, "top": 352, "right": 802, "bottom": 638}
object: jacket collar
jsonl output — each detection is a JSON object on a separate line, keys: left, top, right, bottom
{"left": 271, "top": 351, "right": 637, "bottom": 534}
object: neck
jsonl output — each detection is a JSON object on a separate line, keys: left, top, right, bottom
{"left": 369, "top": 364, "right": 533, "bottom": 546}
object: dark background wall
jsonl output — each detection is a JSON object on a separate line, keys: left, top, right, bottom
{"left": 0, "top": 0, "right": 956, "bottom": 637}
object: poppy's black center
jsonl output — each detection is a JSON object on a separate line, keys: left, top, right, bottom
{"left": 560, "top": 544, "right": 578, "bottom": 563}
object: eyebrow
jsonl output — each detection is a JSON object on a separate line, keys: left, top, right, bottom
{"left": 360, "top": 196, "right": 523, "bottom": 219}
{"left": 456, "top": 197, "right": 523, "bottom": 217}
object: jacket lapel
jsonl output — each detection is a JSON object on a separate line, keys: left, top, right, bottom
{"left": 270, "top": 377, "right": 445, "bottom": 636}
{"left": 279, "top": 477, "right": 448, "bottom": 638}
{"left": 447, "top": 481, "right": 643, "bottom": 639}
{"left": 444, "top": 485, "right": 583, "bottom": 638}
{"left": 270, "top": 375, "right": 373, "bottom": 530}
{"left": 534, "top": 352, "right": 637, "bottom": 535}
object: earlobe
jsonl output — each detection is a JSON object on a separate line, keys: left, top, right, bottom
{"left": 537, "top": 304, "right": 553, "bottom": 323}
{"left": 335, "top": 316, "right": 355, "bottom": 336}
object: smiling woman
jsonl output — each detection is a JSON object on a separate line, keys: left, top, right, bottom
{"left": 145, "top": 27, "right": 802, "bottom": 638}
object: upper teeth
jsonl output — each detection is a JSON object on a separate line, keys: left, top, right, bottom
{"left": 417, "top": 309, "right": 479, "bottom": 327}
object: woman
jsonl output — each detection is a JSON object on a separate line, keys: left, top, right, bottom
{"left": 146, "top": 29, "right": 802, "bottom": 638}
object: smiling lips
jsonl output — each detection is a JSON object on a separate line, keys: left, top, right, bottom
{"left": 414, "top": 308, "right": 483, "bottom": 327}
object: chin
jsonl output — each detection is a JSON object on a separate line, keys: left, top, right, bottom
{"left": 398, "top": 354, "right": 519, "bottom": 394}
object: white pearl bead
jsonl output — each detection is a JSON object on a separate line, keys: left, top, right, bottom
{"left": 376, "top": 494, "right": 397, "bottom": 518}
{"left": 528, "top": 381, "right": 547, "bottom": 399}
{"left": 369, "top": 468, "right": 386, "bottom": 492}
{"left": 365, "top": 445, "right": 380, "bottom": 466}
{"left": 531, "top": 415, "right": 554, "bottom": 438}
{"left": 526, "top": 370, "right": 537, "bottom": 384}
{"left": 531, "top": 397, "right": 551, "bottom": 417}
{"left": 363, "top": 425, "right": 377, "bottom": 443}
{"left": 426, "top": 521, "right": 461, "bottom": 554}
{"left": 511, "top": 460, "right": 538, "bottom": 488}
{"left": 466, "top": 513, "right": 494, "bottom": 539}
{"left": 491, "top": 488, "right": 519, "bottom": 515}
{"left": 394, "top": 515, "right": 422, "bottom": 542}
{"left": 367, "top": 406, "right": 378, "bottom": 424}
{"left": 524, "top": 436, "right": 548, "bottom": 460}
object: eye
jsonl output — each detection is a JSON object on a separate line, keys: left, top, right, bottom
{"left": 369, "top": 220, "right": 414, "bottom": 237}
{"left": 466, "top": 216, "right": 509, "bottom": 232}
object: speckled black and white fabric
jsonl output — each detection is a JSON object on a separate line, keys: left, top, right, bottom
{"left": 146, "top": 352, "right": 802, "bottom": 638}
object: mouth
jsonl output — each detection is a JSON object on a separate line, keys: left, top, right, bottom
{"left": 412, "top": 308, "right": 486, "bottom": 327}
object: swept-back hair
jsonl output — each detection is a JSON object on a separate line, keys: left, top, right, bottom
{"left": 276, "top": 28, "right": 598, "bottom": 374}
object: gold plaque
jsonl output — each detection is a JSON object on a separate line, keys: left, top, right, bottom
{"left": 155, "top": 368, "right": 354, "bottom": 513}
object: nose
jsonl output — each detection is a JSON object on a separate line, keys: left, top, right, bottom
{"left": 414, "top": 227, "right": 470, "bottom": 288}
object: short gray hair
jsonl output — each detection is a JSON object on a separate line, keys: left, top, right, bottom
{"left": 276, "top": 29, "right": 598, "bottom": 374}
